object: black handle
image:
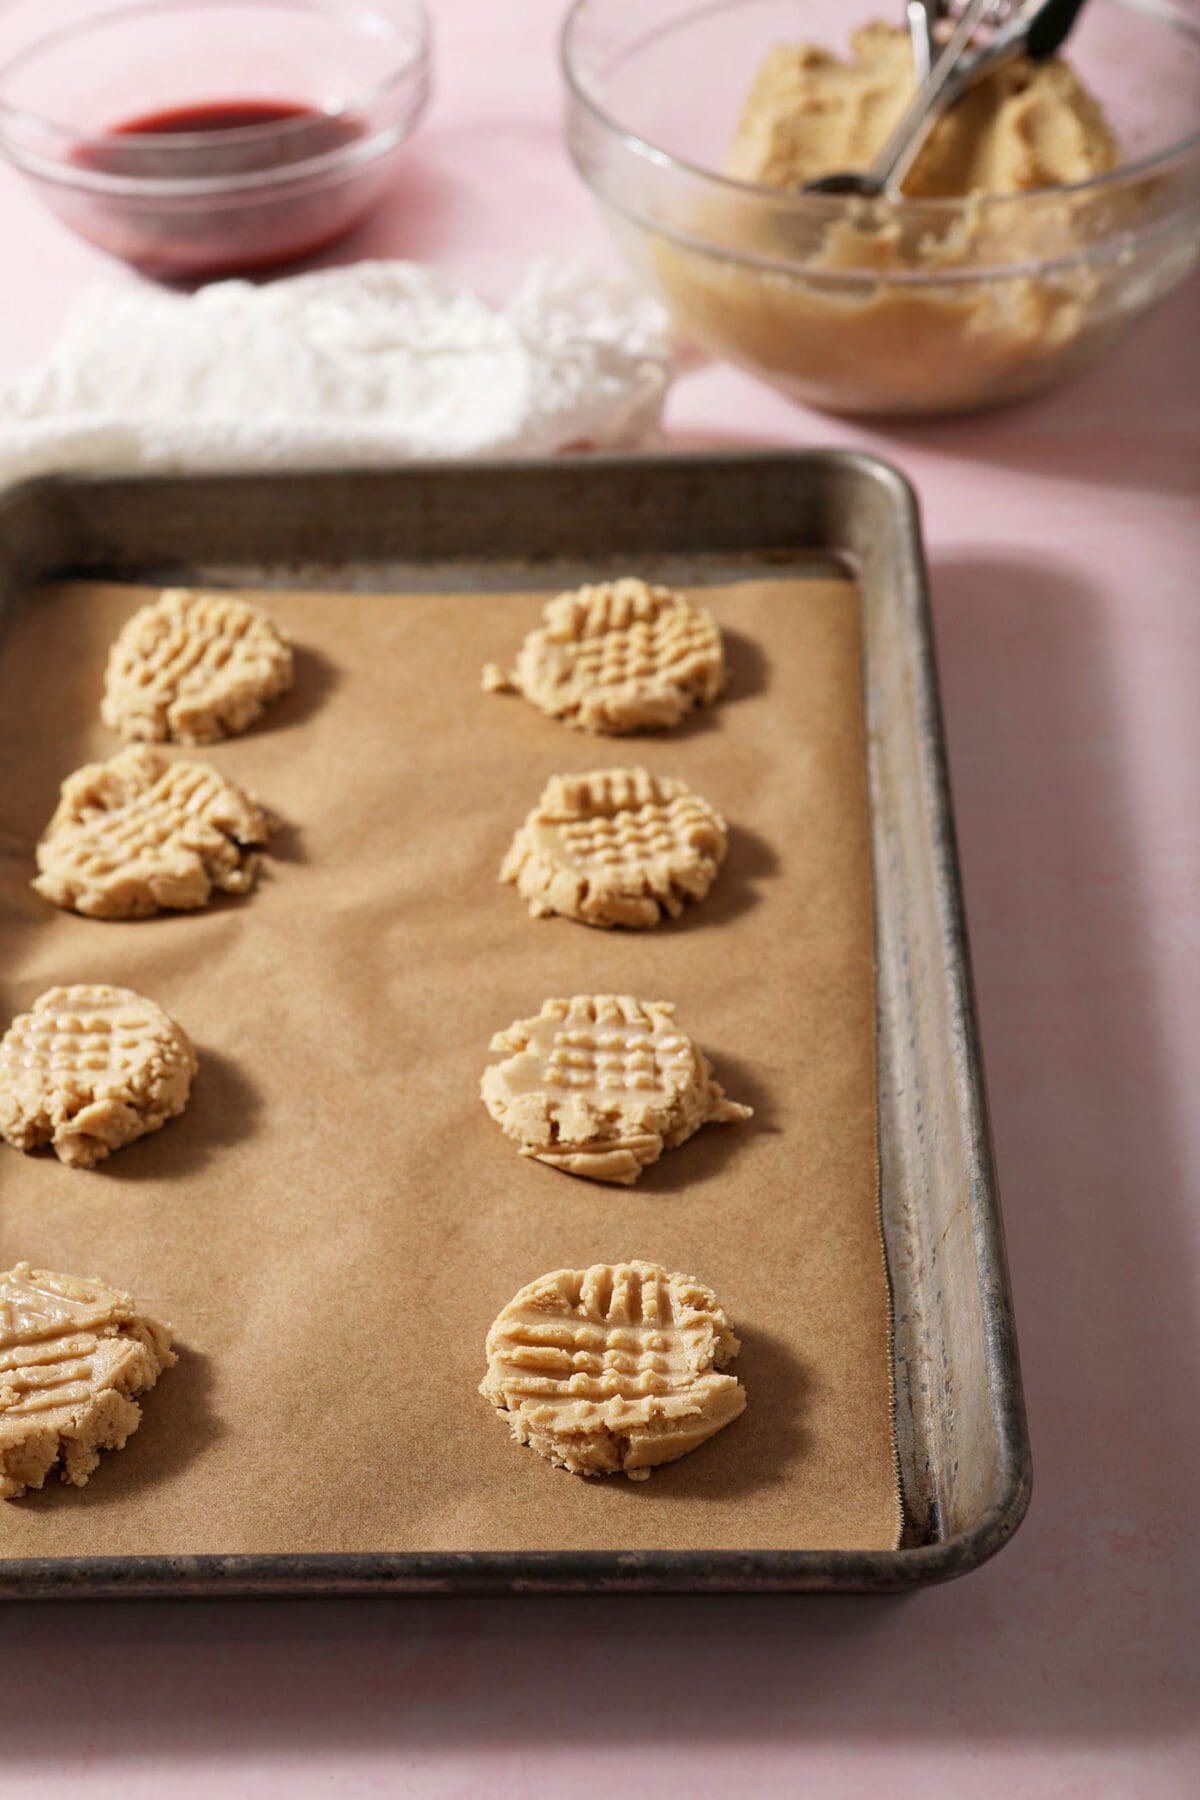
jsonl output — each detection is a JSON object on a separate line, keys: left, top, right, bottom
{"left": 1027, "top": 0, "right": 1092, "bottom": 60}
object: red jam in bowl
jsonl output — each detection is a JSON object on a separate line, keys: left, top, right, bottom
{"left": 69, "top": 98, "right": 375, "bottom": 279}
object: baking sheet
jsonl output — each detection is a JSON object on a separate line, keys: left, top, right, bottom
{"left": 0, "top": 572, "right": 900, "bottom": 1557}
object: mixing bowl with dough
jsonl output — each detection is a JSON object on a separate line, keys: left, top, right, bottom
{"left": 563, "top": 0, "right": 1200, "bottom": 415}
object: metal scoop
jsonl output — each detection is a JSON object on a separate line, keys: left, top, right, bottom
{"left": 806, "top": 0, "right": 1093, "bottom": 198}
{"left": 906, "top": 0, "right": 939, "bottom": 85}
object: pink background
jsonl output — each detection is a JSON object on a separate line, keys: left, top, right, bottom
{"left": 3, "top": 4, "right": 1197, "bottom": 1795}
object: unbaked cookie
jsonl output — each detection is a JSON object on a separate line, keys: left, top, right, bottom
{"left": 0, "top": 985, "right": 197, "bottom": 1169}
{"left": 0, "top": 1262, "right": 175, "bottom": 1499}
{"left": 34, "top": 744, "right": 274, "bottom": 919}
{"left": 480, "top": 1260, "right": 746, "bottom": 1479}
{"left": 501, "top": 767, "right": 727, "bottom": 928}
{"left": 101, "top": 586, "right": 294, "bottom": 744}
{"left": 484, "top": 578, "right": 726, "bottom": 733}
{"left": 481, "top": 994, "right": 751, "bottom": 1185}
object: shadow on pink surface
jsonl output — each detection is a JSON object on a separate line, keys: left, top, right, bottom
{"left": 665, "top": 275, "right": 1200, "bottom": 497}
{"left": 881, "top": 322, "right": 1200, "bottom": 497}
{"left": 7, "top": 544, "right": 1198, "bottom": 1762}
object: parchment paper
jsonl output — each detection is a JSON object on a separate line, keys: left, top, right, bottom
{"left": 0, "top": 574, "right": 900, "bottom": 1556}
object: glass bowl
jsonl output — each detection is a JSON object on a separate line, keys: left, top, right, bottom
{"left": 562, "top": 0, "right": 1200, "bottom": 416}
{"left": 0, "top": 0, "right": 431, "bottom": 280}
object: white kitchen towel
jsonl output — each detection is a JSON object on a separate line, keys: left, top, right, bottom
{"left": 0, "top": 259, "right": 674, "bottom": 488}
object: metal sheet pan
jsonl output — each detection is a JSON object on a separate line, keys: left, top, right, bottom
{"left": 0, "top": 450, "right": 1030, "bottom": 1596}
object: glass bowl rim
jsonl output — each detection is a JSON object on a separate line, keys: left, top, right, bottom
{"left": 0, "top": 0, "right": 432, "bottom": 195}
{"left": 560, "top": 0, "right": 1200, "bottom": 218}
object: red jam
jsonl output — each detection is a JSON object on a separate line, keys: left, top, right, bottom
{"left": 115, "top": 100, "right": 327, "bottom": 136}
{"left": 68, "top": 99, "right": 373, "bottom": 280}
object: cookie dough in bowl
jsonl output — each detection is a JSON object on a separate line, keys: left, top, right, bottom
{"left": 563, "top": 0, "right": 1200, "bottom": 415}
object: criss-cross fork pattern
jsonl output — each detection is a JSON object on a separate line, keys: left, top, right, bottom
{"left": 113, "top": 592, "right": 279, "bottom": 702}
{"left": 563, "top": 609, "right": 720, "bottom": 693}
{"left": 559, "top": 796, "right": 719, "bottom": 868}
{"left": 488, "top": 1264, "right": 703, "bottom": 1410}
{"left": 0, "top": 994, "right": 157, "bottom": 1082}
{"left": 536, "top": 1002, "right": 691, "bottom": 1096}
{"left": 0, "top": 1267, "right": 124, "bottom": 1420}
{"left": 0, "top": 1265, "right": 118, "bottom": 1348}
{"left": 0, "top": 1263, "right": 175, "bottom": 1499}
{"left": 1, "top": 1336, "right": 104, "bottom": 1419}
{"left": 54, "top": 759, "right": 244, "bottom": 878}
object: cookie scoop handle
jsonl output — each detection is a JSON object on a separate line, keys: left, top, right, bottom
{"left": 805, "top": 0, "right": 994, "bottom": 196}
{"left": 1025, "top": 0, "right": 1092, "bottom": 59}
{"left": 806, "top": 0, "right": 1094, "bottom": 198}
{"left": 946, "top": 0, "right": 1094, "bottom": 91}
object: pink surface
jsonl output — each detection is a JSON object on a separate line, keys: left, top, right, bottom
{"left": 2, "top": 4, "right": 1198, "bottom": 1795}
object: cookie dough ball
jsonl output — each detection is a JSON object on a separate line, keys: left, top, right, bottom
{"left": 34, "top": 745, "right": 275, "bottom": 919}
{"left": 102, "top": 587, "right": 293, "bottom": 744}
{"left": 0, "top": 985, "right": 197, "bottom": 1169}
{"left": 501, "top": 768, "right": 727, "bottom": 929}
{"left": 480, "top": 1260, "right": 746, "bottom": 1479}
{"left": 484, "top": 578, "right": 726, "bottom": 733}
{"left": 481, "top": 994, "right": 751, "bottom": 1185}
{"left": 0, "top": 1262, "right": 175, "bottom": 1499}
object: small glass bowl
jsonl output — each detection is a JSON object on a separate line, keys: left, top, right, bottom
{"left": 562, "top": 0, "right": 1200, "bottom": 416}
{"left": 0, "top": 0, "right": 431, "bottom": 280}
